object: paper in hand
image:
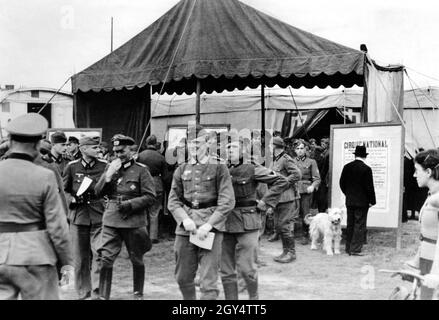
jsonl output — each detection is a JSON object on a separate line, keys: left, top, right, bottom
{"left": 189, "top": 232, "right": 215, "bottom": 250}
{"left": 76, "top": 176, "right": 93, "bottom": 196}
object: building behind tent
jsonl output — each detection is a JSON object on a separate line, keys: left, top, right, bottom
{"left": 0, "top": 85, "right": 75, "bottom": 138}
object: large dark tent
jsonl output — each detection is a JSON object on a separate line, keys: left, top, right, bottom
{"left": 72, "top": 0, "right": 365, "bottom": 142}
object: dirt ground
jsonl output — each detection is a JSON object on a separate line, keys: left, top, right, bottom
{"left": 60, "top": 219, "right": 421, "bottom": 300}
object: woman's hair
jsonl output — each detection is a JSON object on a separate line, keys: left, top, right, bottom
{"left": 414, "top": 149, "right": 439, "bottom": 180}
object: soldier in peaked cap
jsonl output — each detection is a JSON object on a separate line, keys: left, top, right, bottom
{"left": 168, "top": 125, "right": 235, "bottom": 300}
{"left": 0, "top": 113, "right": 72, "bottom": 300}
{"left": 94, "top": 134, "right": 156, "bottom": 300}
{"left": 63, "top": 135, "right": 107, "bottom": 299}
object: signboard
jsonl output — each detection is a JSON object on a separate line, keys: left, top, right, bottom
{"left": 329, "top": 122, "right": 404, "bottom": 230}
{"left": 47, "top": 128, "right": 102, "bottom": 142}
{"left": 166, "top": 124, "right": 229, "bottom": 149}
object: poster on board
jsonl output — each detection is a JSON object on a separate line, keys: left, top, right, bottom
{"left": 47, "top": 128, "right": 102, "bottom": 143}
{"left": 329, "top": 122, "right": 404, "bottom": 229}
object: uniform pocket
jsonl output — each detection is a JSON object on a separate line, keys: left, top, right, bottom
{"left": 234, "top": 177, "right": 253, "bottom": 197}
{"left": 241, "top": 208, "right": 261, "bottom": 231}
{"left": 126, "top": 179, "right": 140, "bottom": 194}
{"left": 181, "top": 175, "right": 192, "bottom": 190}
{"left": 200, "top": 175, "right": 216, "bottom": 192}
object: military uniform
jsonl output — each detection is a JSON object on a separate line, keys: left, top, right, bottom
{"left": 221, "top": 160, "right": 288, "bottom": 300}
{"left": 168, "top": 155, "right": 235, "bottom": 300}
{"left": 94, "top": 136, "right": 156, "bottom": 300}
{"left": 270, "top": 145, "right": 302, "bottom": 263}
{"left": 292, "top": 155, "right": 321, "bottom": 240}
{"left": 0, "top": 113, "right": 72, "bottom": 300}
{"left": 48, "top": 152, "right": 70, "bottom": 176}
{"left": 63, "top": 155, "right": 107, "bottom": 299}
{"left": 137, "top": 143, "right": 167, "bottom": 242}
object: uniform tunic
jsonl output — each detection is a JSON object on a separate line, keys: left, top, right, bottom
{"left": 0, "top": 153, "right": 72, "bottom": 299}
{"left": 221, "top": 161, "right": 288, "bottom": 299}
{"left": 95, "top": 159, "right": 156, "bottom": 228}
{"left": 168, "top": 156, "right": 235, "bottom": 300}
{"left": 63, "top": 157, "right": 107, "bottom": 298}
{"left": 63, "top": 158, "right": 107, "bottom": 225}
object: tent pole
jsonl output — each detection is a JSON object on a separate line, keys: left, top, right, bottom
{"left": 261, "top": 84, "right": 265, "bottom": 142}
{"left": 196, "top": 79, "right": 201, "bottom": 125}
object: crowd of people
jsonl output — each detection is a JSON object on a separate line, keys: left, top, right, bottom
{"left": 1, "top": 113, "right": 439, "bottom": 300}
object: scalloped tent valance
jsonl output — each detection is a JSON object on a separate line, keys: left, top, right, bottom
{"left": 71, "top": 0, "right": 365, "bottom": 94}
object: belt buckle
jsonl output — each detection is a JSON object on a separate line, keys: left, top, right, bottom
{"left": 192, "top": 200, "right": 199, "bottom": 209}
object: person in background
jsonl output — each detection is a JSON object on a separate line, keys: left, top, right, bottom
{"left": 339, "top": 145, "right": 376, "bottom": 256}
{"left": 98, "top": 141, "right": 111, "bottom": 161}
{"left": 406, "top": 149, "right": 439, "bottom": 299}
{"left": 269, "top": 136, "right": 302, "bottom": 263}
{"left": 49, "top": 131, "right": 70, "bottom": 175}
{"left": 0, "top": 113, "right": 72, "bottom": 300}
{"left": 67, "top": 136, "right": 81, "bottom": 160}
{"left": 316, "top": 137, "right": 330, "bottom": 212}
{"left": 137, "top": 135, "right": 167, "bottom": 244}
{"left": 292, "top": 139, "right": 321, "bottom": 245}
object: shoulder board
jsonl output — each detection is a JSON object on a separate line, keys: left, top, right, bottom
{"left": 97, "top": 159, "right": 108, "bottom": 164}
{"left": 135, "top": 162, "right": 146, "bottom": 167}
{"left": 68, "top": 159, "right": 81, "bottom": 165}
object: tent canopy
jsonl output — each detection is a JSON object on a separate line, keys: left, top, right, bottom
{"left": 72, "top": 0, "right": 365, "bottom": 95}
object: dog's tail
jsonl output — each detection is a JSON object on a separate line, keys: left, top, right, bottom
{"left": 304, "top": 214, "right": 314, "bottom": 225}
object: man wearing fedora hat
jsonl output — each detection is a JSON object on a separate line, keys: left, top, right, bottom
{"left": 339, "top": 145, "right": 376, "bottom": 256}
{"left": 0, "top": 113, "right": 72, "bottom": 299}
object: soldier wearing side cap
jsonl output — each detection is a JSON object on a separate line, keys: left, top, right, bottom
{"left": 168, "top": 125, "right": 235, "bottom": 300}
{"left": 220, "top": 139, "right": 288, "bottom": 300}
{"left": 48, "top": 131, "right": 70, "bottom": 175}
{"left": 63, "top": 136, "right": 107, "bottom": 300}
{"left": 94, "top": 134, "right": 156, "bottom": 300}
{"left": 0, "top": 113, "right": 72, "bottom": 300}
{"left": 67, "top": 136, "right": 81, "bottom": 160}
{"left": 269, "top": 136, "right": 302, "bottom": 263}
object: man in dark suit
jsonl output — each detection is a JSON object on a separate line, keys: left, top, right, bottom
{"left": 339, "top": 145, "right": 376, "bottom": 256}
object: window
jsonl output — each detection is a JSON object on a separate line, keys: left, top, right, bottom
{"left": 31, "top": 90, "right": 39, "bottom": 98}
{"left": 1, "top": 102, "right": 10, "bottom": 113}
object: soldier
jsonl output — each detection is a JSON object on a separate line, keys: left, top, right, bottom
{"left": 269, "top": 137, "right": 302, "bottom": 263}
{"left": 49, "top": 131, "right": 70, "bottom": 175}
{"left": 0, "top": 113, "right": 72, "bottom": 300}
{"left": 292, "top": 139, "right": 321, "bottom": 245}
{"left": 137, "top": 135, "right": 168, "bottom": 244}
{"left": 221, "top": 139, "right": 288, "bottom": 300}
{"left": 94, "top": 134, "right": 156, "bottom": 300}
{"left": 67, "top": 136, "right": 81, "bottom": 160}
{"left": 63, "top": 136, "right": 107, "bottom": 300}
{"left": 168, "top": 125, "right": 235, "bottom": 300}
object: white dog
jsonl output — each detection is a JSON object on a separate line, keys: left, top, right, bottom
{"left": 304, "top": 208, "right": 345, "bottom": 256}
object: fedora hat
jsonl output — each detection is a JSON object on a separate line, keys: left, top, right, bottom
{"left": 353, "top": 145, "right": 368, "bottom": 157}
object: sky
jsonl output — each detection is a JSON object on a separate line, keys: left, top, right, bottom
{"left": 1, "top": 0, "right": 439, "bottom": 96}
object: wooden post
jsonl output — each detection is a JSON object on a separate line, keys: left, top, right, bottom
{"left": 196, "top": 79, "right": 201, "bottom": 125}
{"left": 261, "top": 84, "right": 265, "bottom": 142}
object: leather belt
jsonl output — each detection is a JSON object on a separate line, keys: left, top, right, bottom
{"left": 104, "top": 195, "right": 134, "bottom": 202}
{"left": 420, "top": 234, "right": 437, "bottom": 244}
{"left": 181, "top": 198, "right": 217, "bottom": 209}
{"left": 235, "top": 200, "right": 257, "bottom": 208}
{"left": 0, "top": 222, "right": 46, "bottom": 233}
